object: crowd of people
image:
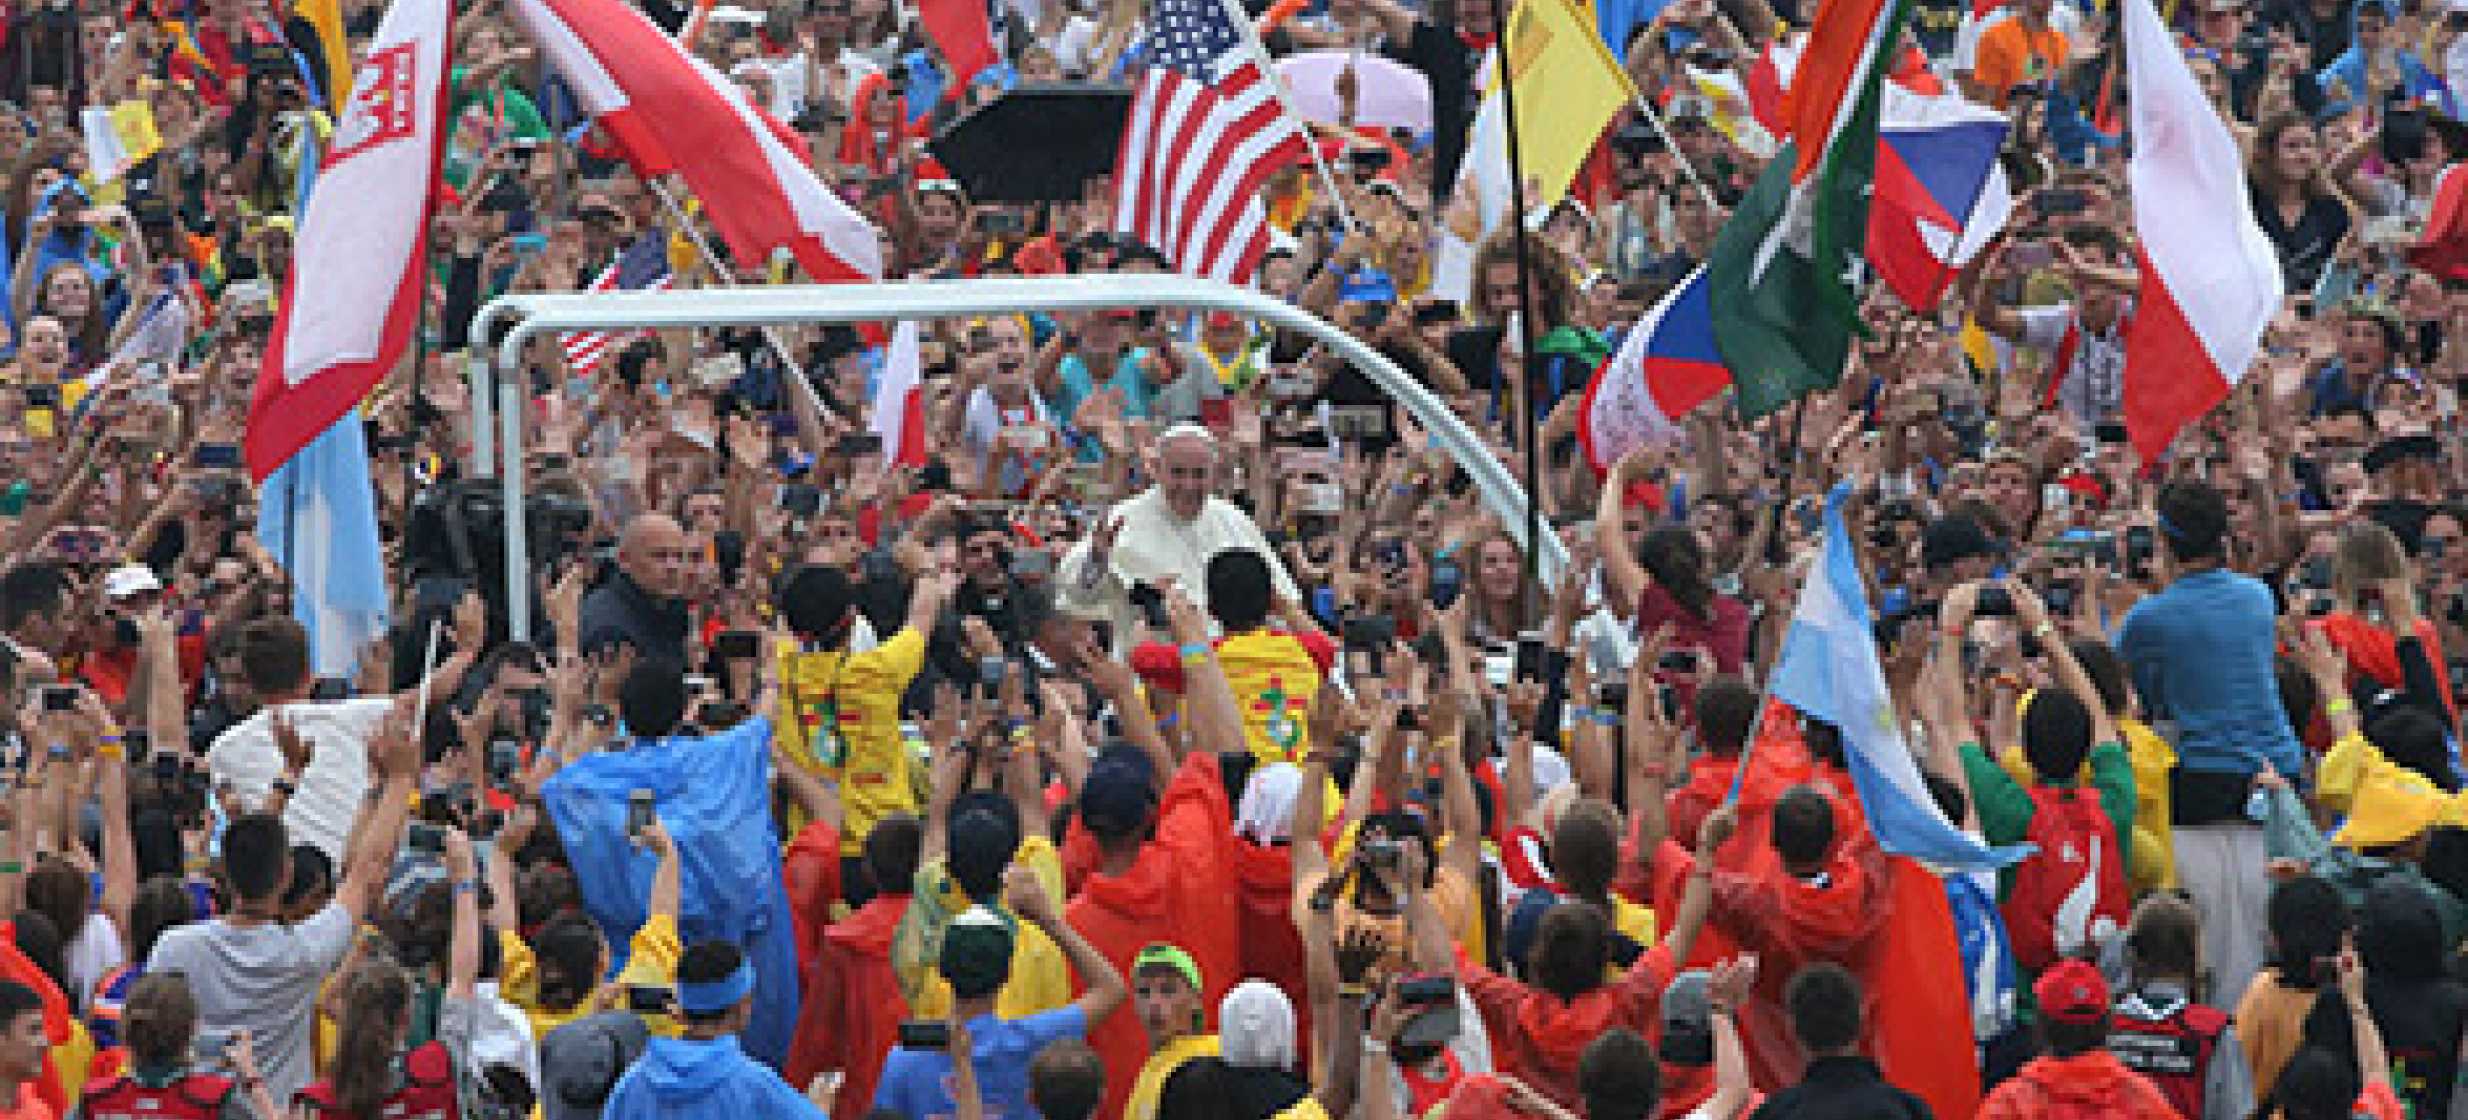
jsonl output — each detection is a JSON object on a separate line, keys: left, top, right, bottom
{"left": 3, "top": 0, "right": 2468, "bottom": 1113}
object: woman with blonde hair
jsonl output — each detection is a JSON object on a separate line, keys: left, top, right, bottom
{"left": 2311, "top": 519, "right": 2458, "bottom": 724}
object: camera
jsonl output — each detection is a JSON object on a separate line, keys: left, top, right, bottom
{"left": 626, "top": 986, "right": 673, "bottom": 1014}
{"left": 627, "top": 789, "right": 657, "bottom": 839}
{"left": 1127, "top": 583, "right": 1171, "bottom": 629}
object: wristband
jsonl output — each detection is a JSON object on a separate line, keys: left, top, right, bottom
{"left": 271, "top": 778, "right": 297, "bottom": 797}
{"left": 97, "top": 744, "right": 122, "bottom": 761}
{"left": 1178, "top": 642, "right": 1211, "bottom": 663}
{"left": 0, "top": 862, "right": 20, "bottom": 875}
{"left": 99, "top": 730, "right": 123, "bottom": 743}
{"left": 1566, "top": 705, "right": 1595, "bottom": 723}
{"left": 2326, "top": 698, "right": 2357, "bottom": 716}
{"left": 2031, "top": 621, "right": 2058, "bottom": 639}
{"left": 1361, "top": 1038, "right": 1389, "bottom": 1056}
{"left": 1337, "top": 984, "right": 1370, "bottom": 1000}
{"left": 1592, "top": 710, "right": 1622, "bottom": 727}
{"left": 45, "top": 745, "right": 70, "bottom": 762}
{"left": 451, "top": 879, "right": 480, "bottom": 895}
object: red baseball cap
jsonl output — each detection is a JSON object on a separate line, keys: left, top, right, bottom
{"left": 2032, "top": 959, "right": 2110, "bottom": 1026}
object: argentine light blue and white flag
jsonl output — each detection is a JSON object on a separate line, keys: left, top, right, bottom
{"left": 257, "top": 411, "right": 390, "bottom": 679}
{"left": 1769, "top": 482, "right": 2029, "bottom": 873}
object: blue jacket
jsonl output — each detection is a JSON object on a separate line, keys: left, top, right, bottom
{"left": 543, "top": 717, "right": 802, "bottom": 1065}
{"left": 602, "top": 1035, "right": 825, "bottom": 1120}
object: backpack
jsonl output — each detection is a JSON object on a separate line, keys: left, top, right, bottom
{"left": 2001, "top": 784, "right": 2129, "bottom": 973}
{"left": 2108, "top": 999, "right": 2229, "bottom": 1120}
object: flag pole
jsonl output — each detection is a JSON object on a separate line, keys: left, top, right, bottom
{"left": 1625, "top": 91, "right": 1722, "bottom": 212}
{"left": 1217, "top": 0, "right": 1360, "bottom": 233}
{"left": 1488, "top": 0, "right": 1547, "bottom": 608}
{"left": 654, "top": 18, "right": 845, "bottom": 432}
{"left": 645, "top": 178, "right": 846, "bottom": 429}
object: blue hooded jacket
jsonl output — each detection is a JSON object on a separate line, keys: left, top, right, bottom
{"left": 542, "top": 717, "right": 802, "bottom": 1065}
{"left": 601, "top": 1035, "right": 825, "bottom": 1120}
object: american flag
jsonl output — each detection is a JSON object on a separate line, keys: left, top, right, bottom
{"left": 1112, "top": 0, "right": 1307, "bottom": 283}
{"left": 561, "top": 239, "right": 672, "bottom": 375}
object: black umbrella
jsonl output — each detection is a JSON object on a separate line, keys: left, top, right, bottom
{"left": 930, "top": 83, "right": 1133, "bottom": 204}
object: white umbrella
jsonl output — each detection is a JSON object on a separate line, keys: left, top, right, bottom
{"left": 1275, "top": 51, "right": 1433, "bottom": 133}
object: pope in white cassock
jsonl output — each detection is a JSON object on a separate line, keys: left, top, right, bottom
{"left": 1058, "top": 424, "right": 1299, "bottom": 647}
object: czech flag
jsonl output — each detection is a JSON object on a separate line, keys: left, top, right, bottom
{"left": 1746, "top": 34, "right": 2009, "bottom": 312}
{"left": 1869, "top": 83, "right": 2012, "bottom": 310}
{"left": 1577, "top": 266, "right": 1729, "bottom": 471}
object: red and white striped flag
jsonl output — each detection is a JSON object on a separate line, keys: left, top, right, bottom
{"left": 560, "top": 244, "right": 673, "bottom": 375}
{"left": 511, "top": 0, "right": 881, "bottom": 285}
{"left": 870, "top": 321, "right": 929, "bottom": 469}
{"left": 1112, "top": 0, "right": 1307, "bottom": 283}
{"left": 2118, "top": 0, "right": 2282, "bottom": 460}
{"left": 246, "top": 0, "right": 450, "bottom": 480}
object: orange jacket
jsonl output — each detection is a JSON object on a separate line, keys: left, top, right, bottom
{"left": 1063, "top": 753, "right": 1237, "bottom": 1120}
{"left": 1977, "top": 1051, "right": 2179, "bottom": 1120}
{"left": 787, "top": 893, "right": 910, "bottom": 1120}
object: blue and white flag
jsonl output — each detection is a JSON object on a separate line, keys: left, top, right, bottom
{"left": 1770, "top": 482, "right": 2029, "bottom": 873}
{"left": 256, "top": 412, "right": 390, "bottom": 679}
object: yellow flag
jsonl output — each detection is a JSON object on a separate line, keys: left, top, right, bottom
{"left": 298, "top": 0, "right": 353, "bottom": 109}
{"left": 1959, "top": 314, "right": 2002, "bottom": 376}
{"left": 1497, "top": 0, "right": 1633, "bottom": 207}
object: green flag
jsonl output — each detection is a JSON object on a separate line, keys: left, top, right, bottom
{"left": 1703, "top": 0, "right": 1905, "bottom": 420}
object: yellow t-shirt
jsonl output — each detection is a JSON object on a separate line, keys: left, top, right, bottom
{"left": 901, "top": 836, "right": 1076, "bottom": 1020}
{"left": 1127, "top": 1034, "right": 1221, "bottom": 1120}
{"left": 1215, "top": 630, "right": 1326, "bottom": 766}
{"left": 517, "top": 912, "right": 686, "bottom": 1040}
{"left": 776, "top": 629, "right": 929, "bottom": 853}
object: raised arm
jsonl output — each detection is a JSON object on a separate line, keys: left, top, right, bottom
{"left": 643, "top": 818, "right": 682, "bottom": 922}
{"left": 1663, "top": 803, "right": 1737, "bottom": 967}
{"left": 1596, "top": 450, "right": 1652, "bottom": 612}
{"left": 1162, "top": 584, "right": 1246, "bottom": 761}
{"left": 1431, "top": 689, "right": 1484, "bottom": 891}
{"left": 1007, "top": 864, "right": 1126, "bottom": 1023}
{"left": 335, "top": 703, "right": 420, "bottom": 920}
{"left": 2336, "top": 948, "right": 2391, "bottom": 1094}
{"left": 2008, "top": 580, "right": 2116, "bottom": 743}
{"left": 82, "top": 688, "right": 137, "bottom": 954}
{"left": 1085, "top": 647, "right": 1174, "bottom": 794}
{"left": 442, "top": 828, "right": 482, "bottom": 999}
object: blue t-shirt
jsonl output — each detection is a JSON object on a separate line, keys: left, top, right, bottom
{"left": 2116, "top": 568, "right": 2304, "bottom": 778}
{"left": 872, "top": 1005, "right": 1089, "bottom": 1120}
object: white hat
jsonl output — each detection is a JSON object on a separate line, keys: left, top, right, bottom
{"left": 101, "top": 564, "right": 162, "bottom": 600}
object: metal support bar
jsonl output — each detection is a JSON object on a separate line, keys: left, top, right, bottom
{"left": 472, "top": 274, "right": 1572, "bottom": 643}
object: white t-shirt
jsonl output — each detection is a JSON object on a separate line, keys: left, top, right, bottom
{"left": 208, "top": 697, "right": 392, "bottom": 859}
{"left": 64, "top": 911, "right": 122, "bottom": 1014}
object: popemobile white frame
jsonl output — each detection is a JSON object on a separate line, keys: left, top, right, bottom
{"left": 467, "top": 274, "right": 1571, "bottom": 643}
